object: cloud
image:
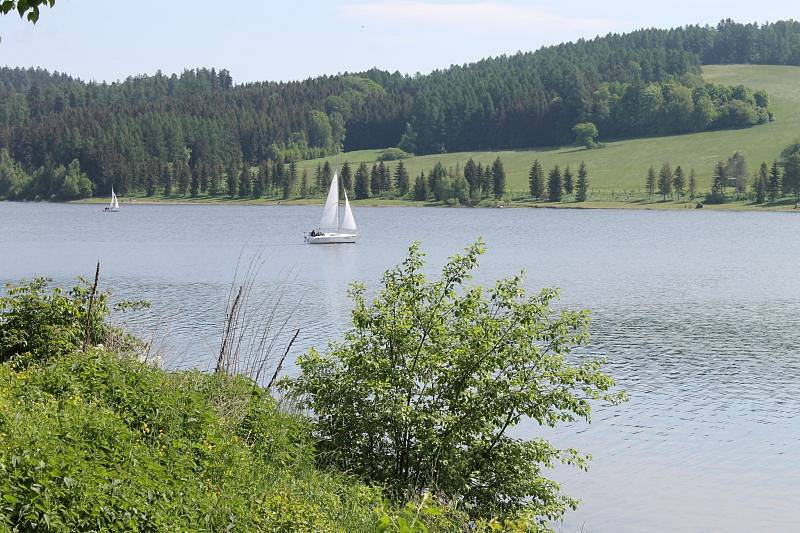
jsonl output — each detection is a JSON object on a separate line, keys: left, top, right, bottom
{"left": 339, "top": 1, "right": 620, "bottom": 33}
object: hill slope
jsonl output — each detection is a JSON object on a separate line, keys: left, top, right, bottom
{"left": 298, "top": 65, "right": 800, "bottom": 198}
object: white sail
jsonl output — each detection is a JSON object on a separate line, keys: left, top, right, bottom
{"left": 319, "top": 172, "right": 339, "bottom": 229}
{"left": 341, "top": 190, "right": 357, "bottom": 234}
{"left": 111, "top": 189, "right": 119, "bottom": 209}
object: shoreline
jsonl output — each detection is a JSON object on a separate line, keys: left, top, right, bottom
{"left": 1, "top": 195, "right": 796, "bottom": 212}
{"left": 61, "top": 195, "right": 800, "bottom": 213}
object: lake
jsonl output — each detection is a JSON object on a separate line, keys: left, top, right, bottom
{"left": 1, "top": 201, "right": 799, "bottom": 532}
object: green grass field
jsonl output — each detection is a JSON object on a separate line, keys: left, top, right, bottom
{"left": 297, "top": 65, "right": 800, "bottom": 202}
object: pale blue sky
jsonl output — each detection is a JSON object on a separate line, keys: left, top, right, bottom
{"left": 0, "top": 1, "right": 796, "bottom": 83}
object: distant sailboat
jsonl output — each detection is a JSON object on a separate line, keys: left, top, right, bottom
{"left": 305, "top": 172, "right": 358, "bottom": 244}
{"left": 103, "top": 189, "right": 120, "bottom": 212}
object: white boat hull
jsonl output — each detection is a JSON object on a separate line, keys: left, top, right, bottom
{"left": 305, "top": 232, "right": 358, "bottom": 244}
{"left": 103, "top": 207, "right": 119, "bottom": 212}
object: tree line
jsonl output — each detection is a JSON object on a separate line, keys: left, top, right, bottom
{"left": 2, "top": 19, "right": 798, "bottom": 199}
{"left": 640, "top": 141, "right": 800, "bottom": 204}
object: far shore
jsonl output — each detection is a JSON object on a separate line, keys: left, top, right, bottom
{"left": 57, "top": 194, "right": 800, "bottom": 213}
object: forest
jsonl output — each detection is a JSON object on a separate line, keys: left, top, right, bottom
{"left": 1, "top": 19, "right": 799, "bottom": 200}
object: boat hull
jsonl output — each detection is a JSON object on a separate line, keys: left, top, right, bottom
{"left": 103, "top": 207, "right": 119, "bottom": 212}
{"left": 305, "top": 232, "right": 357, "bottom": 244}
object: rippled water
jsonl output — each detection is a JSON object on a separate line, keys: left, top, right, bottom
{"left": 1, "top": 202, "right": 799, "bottom": 531}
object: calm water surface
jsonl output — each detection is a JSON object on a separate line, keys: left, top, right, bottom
{"left": 1, "top": 202, "right": 799, "bottom": 532}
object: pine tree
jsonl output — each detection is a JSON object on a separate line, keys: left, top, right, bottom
{"left": 208, "top": 163, "right": 221, "bottom": 197}
{"left": 768, "top": 160, "right": 781, "bottom": 201}
{"left": 547, "top": 166, "right": 562, "bottom": 202}
{"left": 563, "top": 165, "right": 574, "bottom": 195}
{"left": 709, "top": 161, "right": 726, "bottom": 202}
{"left": 145, "top": 172, "right": 155, "bottom": 197}
{"left": 657, "top": 162, "right": 672, "bottom": 201}
{"left": 464, "top": 158, "right": 478, "bottom": 195}
{"left": 162, "top": 163, "right": 173, "bottom": 197}
{"left": 190, "top": 168, "right": 200, "bottom": 198}
{"left": 199, "top": 163, "right": 209, "bottom": 194}
{"left": 263, "top": 160, "right": 273, "bottom": 195}
{"left": 178, "top": 161, "right": 190, "bottom": 196}
{"left": 322, "top": 161, "right": 333, "bottom": 189}
{"left": 370, "top": 163, "right": 381, "bottom": 197}
{"left": 576, "top": 161, "right": 589, "bottom": 202}
{"left": 300, "top": 169, "right": 308, "bottom": 197}
{"left": 381, "top": 162, "right": 393, "bottom": 195}
{"left": 283, "top": 161, "right": 297, "bottom": 199}
{"left": 355, "top": 162, "right": 371, "bottom": 199}
{"left": 314, "top": 163, "right": 323, "bottom": 194}
{"left": 528, "top": 160, "right": 545, "bottom": 199}
{"left": 688, "top": 168, "right": 697, "bottom": 199}
{"left": 413, "top": 172, "right": 428, "bottom": 201}
{"left": 394, "top": 161, "right": 410, "bottom": 197}
{"left": 755, "top": 162, "right": 768, "bottom": 203}
{"left": 340, "top": 161, "right": 352, "bottom": 193}
{"left": 491, "top": 157, "right": 505, "bottom": 199}
{"left": 481, "top": 165, "right": 492, "bottom": 198}
{"left": 646, "top": 166, "right": 656, "bottom": 198}
{"left": 274, "top": 161, "right": 285, "bottom": 195}
{"left": 672, "top": 166, "right": 685, "bottom": 198}
{"left": 253, "top": 164, "right": 265, "bottom": 198}
{"left": 238, "top": 167, "right": 250, "bottom": 197}
{"left": 227, "top": 163, "right": 238, "bottom": 197}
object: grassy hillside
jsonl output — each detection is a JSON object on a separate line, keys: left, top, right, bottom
{"left": 298, "top": 65, "right": 800, "bottom": 200}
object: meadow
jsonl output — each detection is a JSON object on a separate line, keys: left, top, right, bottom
{"left": 296, "top": 65, "right": 800, "bottom": 204}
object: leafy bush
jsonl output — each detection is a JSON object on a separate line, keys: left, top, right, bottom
{"left": 377, "top": 148, "right": 413, "bottom": 162}
{"left": 0, "top": 278, "right": 109, "bottom": 367}
{"left": 288, "top": 241, "right": 625, "bottom": 524}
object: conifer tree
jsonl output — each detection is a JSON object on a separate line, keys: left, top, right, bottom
{"left": 710, "top": 161, "right": 726, "bottom": 201}
{"left": 528, "top": 160, "right": 545, "bottom": 199}
{"left": 239, "top": 167, "right": 251, "bottom": 197}
{"left": 322, "top": 161, "right": 333, "bottom": 189}
{"left": 199, "top": 163, "right": 209, "bottom": 194}
{"left": 657, "top": 162, "right": 672, "bottom": 201}
{"left": 672, "top": 166, "right": 685, "bottom": 198}
{"left": 576, "top": 161, "right": 589, "bottom": 202}
{"left": 145, "top": 173, "right": 155, "bottom": 197}
{"left": 263, "top": 160, "right": 273, "bottom": 195}
{"left": 646, "top": 166, "right": 656, "bottom": 199}
{"left": 370, "top": 163, "right": 381, "bottom": 197}
{"left": 209, "top": 163, "right": 221, "bottom": 197}
{"left": 162, "top": 163, "right": 173, "bottom": 197}
{"left": 768, "top": 160, "right": 781, "bottom": 201}
{"left": 688, "top": 168, "right": 697, "bottom": 199}
{"left": 491, "top": 157, "right": 505, "bottom": 199}
{"left": 755, "top": 163, "right": 767, "bottom": 203}
{"left": 381, "top": 162, "right": 393, "bottom": 195}
{"left": 481, "top": 165, "right": 492, "bottom": 198}
{"left": 340, "top": 161, "right": 352, "bottom": 193}
{"left": 395, "top": 161, "right": 410, "bottom": 197}
{"left": 784, "top": 152, "right": 800, "bottom": 198}
{"left": 355, "top": 162, "right": 371, "bottom": 199}
{"left": 464, "top": 158, "right": 478, "bottom": 195}
{"left": 548, "top": 166, "right": 562, "bottom": 202}
{"left": 300, "top": 169, "right": 308, "bottom": 197}
{"left": 227, "top": 163, "right": 238, "bottom": 197}
{"left": 253, "top": 164, "right": 265, "bottom": 198}
{"left": 413, "top": 172, "right": 428, "bottom": 201}
{"left": 190, "top": 169, "right": 200, "bottom": 198}
{"left": 283, "top": 161, "right": 297, "bottom": 199}
{"left": 178, "top": 161, "right": 190, "bottom": 196}
{"left": 274, "top": 160, "right": 286, "bottom": 195}
{"left": 563, "top": 165, "right": 574, "bottom": 195}
{"left": 314, "top": 163, "right": 323, "bottom": 194}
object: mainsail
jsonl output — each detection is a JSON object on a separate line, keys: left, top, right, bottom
{"left": 341, "top": 190, "right": 357, "bottom": 233}
{"left": 319, "top": 172, "right": 339, "bottom": 229}
{"left": 111, "top": 189, "right": 119, "bottom": 210}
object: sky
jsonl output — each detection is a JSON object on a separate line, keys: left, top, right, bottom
{"left": 0, "top": 0, "right": 797, "bottom": 84}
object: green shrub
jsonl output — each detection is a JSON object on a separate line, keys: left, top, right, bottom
{"left": 377, "top": 148, "right": 412, "bottom": 162}
{"left": 288, "top": 241, "right": 625, "bottom": 525}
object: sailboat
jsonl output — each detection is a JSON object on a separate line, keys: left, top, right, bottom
{"left": 305, "top": 171, "right": 358, "bottom": 244}
{"left": 103, "top": 188, "right": 120, "bottom": 212}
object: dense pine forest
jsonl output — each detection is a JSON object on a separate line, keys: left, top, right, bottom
{"left": 2, "top": 19, "right": 799, "bottom": 200}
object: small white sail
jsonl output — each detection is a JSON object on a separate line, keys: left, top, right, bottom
{"left": 319, "top": 172, "right": 339, "bottom": 229}
{"left": 111, "top": 189, "right": 119, "bottom": 210}
{"left": 341, "top": 190, "right": 357, "bottom": 234}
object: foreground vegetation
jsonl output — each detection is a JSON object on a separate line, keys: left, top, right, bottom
{"left": 0, "top": 242, "right": 623, "bottom": 531}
